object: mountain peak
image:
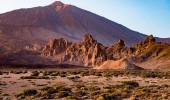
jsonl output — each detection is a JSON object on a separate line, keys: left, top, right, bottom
{"left": 83, "top": 34, "right": 96, "bottom": 44}
{"left": 117, "top": 39, "right": 125, "bottom": 46}
{"left": 144, "top": 35, "right": 155, "bottom": 43}
{"left": 50, "top": 1, "right": 64, "bottom": 6}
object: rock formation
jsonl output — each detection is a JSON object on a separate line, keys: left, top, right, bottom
{"left": 42, "top": 38, "right": 71, "bottom": 56}
{"left": 94, "top": 58, "right": 143, "bottom": 70}
{"left": 41, "top": 34, "right": 170, "bottom": 70}
{"left": 61, "top": 34, "right": 108, "bottom": 66}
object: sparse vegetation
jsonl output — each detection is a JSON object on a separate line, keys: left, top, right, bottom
{"left": 20, "top": 76, "right": 49, "bottom": 79}
{"left": 31, "top": 71, "right": 39, "bottom": 76}
{"left": 16, "top": 89, "right": 37, "bottom": 98}
{"left": 1, "top": 69, "right": 170, "bottom": 99}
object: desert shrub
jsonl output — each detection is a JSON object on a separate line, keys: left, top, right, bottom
{"left": 103, "top": 72, "right": 112, "bottom": 78}
{"left": 88, "top": 69, "right": 96, "bottom": 75}
{"left": 0, "top": 82, "right": 7, "bottom": 86}
{"left": 23, "top": 89, "right": 37, "bottom": 96}
{"left": 95, "top": 72, "right": 102, "bottom": 76}
{"left": 60, "top": 74, "right": 66, "bottom": 77}
{"left": 67, "top": 77, "right": 75, "bottom": 80}
{"left": 138, "top": 87, "right": 151, "bottom": 93}
{"left": 75, "top": 90, "right": 87, "bottom": 96}
{"left": 31, "top": 71, "right": 39, "bottom": 76}
{"left": 75, "top": 76, "right": 81, "bottom": 79}
{"left": 90, "top": 91, "right": 101, "bottom": 96}
{"left": 89, "top": 86, "right": 100, "bottom": 91}
{"left": 59, "top": 87, "right": 71, "bottom": 92}
{"left": 41, "top": 86, "right": 54, "bottom": 92}
{"left": 60, "top": 71, "right": 67, "bottom": 75}
{"left": 10, "top": 71, "right": 21, "bottom": 74}
{"left": 15, "top": 71, "right": 23, "bottom": 74}
{"left": 80, "top": 71, "right": 89, "bottom": 77}
{"left": 2, "top": 71, "right": 9, "bottom": 74}
{"left": 67, "top": 70, "right": 81, "bottom": 75}
{"left": 16, "top": 89, "right": 37, "bottom": 97}
{"left": 67, "top": 76, "right": 80, "bottom": 81}
{"left": 1, "top": 93, "right": 9, "bottom": 96}
{"left": 75, "top": 83, "right": 85, "bottom": 88}
{"left": 0, "top": 71, "right": 2, "bottom": 75}
{"left": 50, "top": 72, "right": 59, "bottom": 76}
{"left": 161, "top": 84, "right": 169, "bottom": 88}
{"left": 62, "top": 96, "right": 77, "bottom": 100}
{"left": 37, "top": 84, "right": 47, "bottom": 86}
{"left": 95, "top": 93, "right": 116, "bottom": 100}
{"left": 141, "top": 72, "right": 157, "bottom": 78}
{"left": 43, "top": 71, "right": 51, "bottom": 76}
{"left": 56, "top": 91, "right": 69, "bottom": 98}
{"left": 20, "top": 76, "right": 49, "bottom": 79}
{"left": 122, "top": 81, "right": 139, "bottom": 88}
{"left": 103, "top": 89, "right": 111, "bottom": 93}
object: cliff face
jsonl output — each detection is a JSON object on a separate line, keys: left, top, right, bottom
{"left": 41, "top": 34, "right": 170, "bottom": 69}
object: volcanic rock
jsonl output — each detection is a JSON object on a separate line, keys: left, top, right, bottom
{"left": 42, "top": 38, "right": 71, "bottom": 56}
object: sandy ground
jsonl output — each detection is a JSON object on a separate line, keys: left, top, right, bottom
{"left": 0, "top": 71, "right": 170, "bottom": 99}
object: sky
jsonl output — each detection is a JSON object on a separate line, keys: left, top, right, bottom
{"left": 0, "top": 0, "right": 170, "bottom": 38}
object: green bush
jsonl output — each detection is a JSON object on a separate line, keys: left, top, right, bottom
{"left": 62, "top": 96, "right": 77, "bottom": 100}
{"left": 20, "top": 76, "right": 49, "bottom": 79}
{"left": 89, "top": 86, "right": 100, "bottom": 91}
{"left": 122, "top": 81, "right": 139, "bottom": 88}
{"left": 31, "top": 71, "right": 39, "bottom": 76}
{"left": 67, "top": 77, "right": 75, "bottom": 80}
{"left": 80, "top": 71, "right": 89, "bottom": 77}
{"left": 56, "top": 91, "right": 69, "bottom": 98}
{"left": 50, "top": 72, "right": 59, "bottom": 76}
{"left": 16, "top": 89, "right": 37, "bottom": 97}
{"left": 75, "top": 83, "right": 85, "bottom": 88}
{"left": 95, "top": 93, "right": 116, "bottom": 100}
{"left": 75, "top": 90, "right": 87, "bottom": 96}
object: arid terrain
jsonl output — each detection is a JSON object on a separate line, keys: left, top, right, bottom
{"left": 1, "top": 69, "right": 170, "bottom": 99}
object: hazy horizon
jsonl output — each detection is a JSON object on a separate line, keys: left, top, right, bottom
{"left": 0, "top": 0, "right": 169, "bottom": 38}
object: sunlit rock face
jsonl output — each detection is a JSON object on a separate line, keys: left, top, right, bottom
{"left": 41, "top": 34, "right": 170, "bottom": 70}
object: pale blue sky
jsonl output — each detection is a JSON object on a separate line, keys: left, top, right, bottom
{"left": 0, "top": 0, "right": 170, "bottom": 38}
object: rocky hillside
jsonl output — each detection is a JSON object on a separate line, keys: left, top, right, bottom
{"left": 41, "top": 34, "right": 170, "bottom": 70}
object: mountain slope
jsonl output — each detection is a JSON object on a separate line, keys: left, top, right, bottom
{"left": 94, "top": 58, "right": 143, "bottom": 70}
{"left": 0, "top": 1, "right": 147, "bottom": 47}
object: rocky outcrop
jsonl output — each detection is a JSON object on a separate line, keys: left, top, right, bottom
{"left": 41, "top": 34, "right": 109, "bottom": 67}
{"left": 41, "top": 34, "right": 170, "bottom": 70}
{"left": 94, "top": 58, "right": 143, "bottom": 70}
{"left": 42, "top": 38, "right": 71, "bottom": 56}
{"left": 106, "top": 39, "right": 129, "bottom": 59}
{"left": 144, "top": 35, "right": 155, "bottom": 43}
{"left": 61, "top": 34, "right": 108, "bottom": 66}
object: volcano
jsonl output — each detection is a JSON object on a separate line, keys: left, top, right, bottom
{"left": 0, "top": 1, "right": 149, "bottom": 49}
